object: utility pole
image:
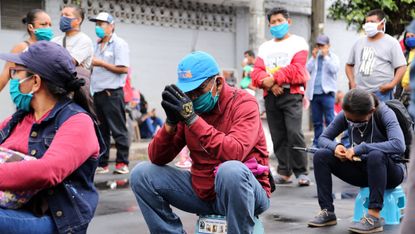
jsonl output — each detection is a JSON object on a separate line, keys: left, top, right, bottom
{"left": 311, "top": 0, "right": 325, "bottom": 45}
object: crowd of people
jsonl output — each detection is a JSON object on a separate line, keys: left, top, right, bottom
{"left": 0, "top": 3, "right": 414, "bottom": 234}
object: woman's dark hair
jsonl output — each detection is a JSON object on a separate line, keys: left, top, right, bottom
{"left": 22, "top": 9, "right": 45, "bottom": 35}
{"left": 43, "top": 78, "right": 97, "bottom": 120}
{"left": 342, "top": 88, "right": 379, "bottom": 115}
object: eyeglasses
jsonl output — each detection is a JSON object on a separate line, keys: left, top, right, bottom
{"left": 186, "top": 76, "right": 216, "bottom": 100}
{"left": 9, "top": 66, "right": 35, "bottom": 80}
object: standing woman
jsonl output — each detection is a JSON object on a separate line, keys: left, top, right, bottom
{"left": 0, "top": 9, "right": 53, "bottom": 92}
{"left": 0, "top": 41, "right": 104, "bottom": 233}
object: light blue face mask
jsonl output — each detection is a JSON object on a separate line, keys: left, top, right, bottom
{"left": 34, "top": 27, "right": 54, "bottom": 41}
{"left": 95, "top": 26, "right": 106, "bottom": 38}
{"left": 193, "top": 79, "right": 219, "bottom": 113}
{"left": 270, "top": 22, "right": 289, "bottom": 39}
{"left": 9, "top": 77, "right": 34, "bottom": 112}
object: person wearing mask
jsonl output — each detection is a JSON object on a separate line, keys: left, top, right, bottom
{"left": 52, "top": 4, "right": 94, "bottom": 70}
{"left": 308, "top": 88, "right": 405, "bottom": 233}
{"left": 399, "top": 20, "right": 415, "bottom": 107}
{"left": 0, "top": 9, "right": 53, "bottom": 92}
{"left": 89, "top": 12, "right": 130, "bottom": 174}
{"left": 306, "top": 35, "right": 340, "bottom": 148}
{"left": 400, "top": 20, "right": 415, "bottom": 234}
{"left": 0, "top": 41, "right": 104, "bottom": 233}
{"left": 346, "top": 9, "right": 407, "bottom": 102}
{"left": 240, "top": 50, "right": 257, "bottom": 96}
{"left": 130, "top": 51, "right": 270, "bottom": 233}
{"left": 251, "top": 7, "right": 310, "bottom": 186}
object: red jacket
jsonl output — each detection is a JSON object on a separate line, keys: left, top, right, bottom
{"left": 148, "top": 83, "right": 270, "bottom": 201}
{"left": 251, "top": 50, "right": 309, "bottom": 96}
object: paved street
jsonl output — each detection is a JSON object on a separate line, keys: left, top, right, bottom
{"left": 88, "top": 156, "right": 402, "bottom": 234}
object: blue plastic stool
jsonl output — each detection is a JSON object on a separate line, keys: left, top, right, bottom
{"left": 194, "top": 214, "right": 264, "bottom": 234}
{"left": 353, "top": 185, "right": 406, "bottom": 225}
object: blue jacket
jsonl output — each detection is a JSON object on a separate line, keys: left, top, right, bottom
{"left": 0, "top": 99, "right": 105, "bottom": 233}
{"left": 319, "top": 102, "right": 405, "bottom": 161}
{"left": 305, "top": 52, "right": 340, "bottom": 100}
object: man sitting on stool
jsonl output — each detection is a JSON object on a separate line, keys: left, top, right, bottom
{"left": 129, "top": 51, "right": 271, "bottom": 233}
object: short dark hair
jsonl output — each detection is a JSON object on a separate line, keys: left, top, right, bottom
{"left": 64, "top": 4, "right": 85, "bottom": 24}
{"left": 342, "top": 89, "right": 378, "bottom": 115}
{"left": 266, "top": 7, "right": 290, "bottom": 22}
{"left": 366, "top": 9, "right": 386, "bottom": 21}
{"left": 244, "top": 50, "right": 255, "bottom": 57}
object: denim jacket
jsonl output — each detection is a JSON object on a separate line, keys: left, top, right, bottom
{"left": 305, "top": 52, "right": 340, "bottom": 100}
{"left": 0, "top": 98, "right": 105, "bottom": 234}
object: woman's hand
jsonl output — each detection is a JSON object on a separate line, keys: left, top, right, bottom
{"left": 345, "top": 148, "right": 355, "bottom": 161}
{"left": 334, "top": 144, "right": 347, "bottom": 160}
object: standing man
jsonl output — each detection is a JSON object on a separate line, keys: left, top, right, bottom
{"left": 52, "top": 4, "right": 93, "bottom": 70}
{"left": 346, "top": 9, "right": 407, "bottom": 102}
{"left": 130, "top": 51, "right": 270, "bottom": 233}
{"left": 90, "top": 12, "right": 130, "bottom": 174}
{"left": 251, "top": 7, "right": 310, "bottom": 186}
{"left": 306, "top": 35, "right": 340, "bottom": 148}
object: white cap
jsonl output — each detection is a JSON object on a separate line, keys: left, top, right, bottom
{"left": 89, "top": 12, "right": 114, "bottom": 24}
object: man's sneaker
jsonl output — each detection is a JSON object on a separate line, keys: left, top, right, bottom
{"left": 114, "top": 163, "right": 129, "bottom": 174}
{"left": 348, "top": 214, "right": 383, "bottom": 233}
{"left": 308, "top": 209, "right": 337, "bottom": 227}
{"left": 96, "top": 166, "right": 109, "bottom": 174}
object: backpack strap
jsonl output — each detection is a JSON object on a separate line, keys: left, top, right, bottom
{"left": 63, "top": 36, "right": 67, "bottom": 48}
{"left": 374, "top": 109, "right": 387, "bottom": 138}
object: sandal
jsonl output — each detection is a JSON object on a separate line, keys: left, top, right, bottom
{"left": 274, "top": 174, "right": 293, "bottom": 184}
{"left": 298, "top": 174, "right": 311, "bottom": 186}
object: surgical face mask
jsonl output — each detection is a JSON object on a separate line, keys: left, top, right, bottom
{"left": 59, "top": 16, "right": 75, "bottom": 32}
{"left": 347, "top": 119, "right": 368, "bottom": 128}
{"left": 270, "top": 23, "right": 289, "bottom": 39}
{"left": 95, "top": 26, "right": 106, "bottom": 38}
{"left": 405, "top": 37, "right": 415, "bottom": 49}
{"left": 34, "top": 27, "right": 54, "bottom": 41}
{"left": 192, "top": 79, "right": 219, "bottom": 113}
{"left": 9, "top": 77, "right": 34, "bottom": 112}
{"left": 363, "top": 19, "right": 385, "bottom": 37}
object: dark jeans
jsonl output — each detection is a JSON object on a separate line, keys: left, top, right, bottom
{"left": 265, "top": 90, "right": 307, "bottom": 177}
{"left": 94, "top": 88, "right": 130, "bottom": 167}
{"left": 313, "top": 148, "right": 404, "bottom": 212}
{"left": 311, "top": 93, "right": 335, "bottom": 146}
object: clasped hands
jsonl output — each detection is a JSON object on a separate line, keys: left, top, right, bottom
{"left": 262, "top": 76, "right": 283, "bottom": 96}
{"left": 334, "top": 144, "right": 361, "bottom": 162}
{"left": 161, "top": 84, "right": 198, "bottom": 126}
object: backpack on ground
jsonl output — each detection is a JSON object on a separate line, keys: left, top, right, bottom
{"left": 375, "top": 99, "right": 414, "bottom": 162}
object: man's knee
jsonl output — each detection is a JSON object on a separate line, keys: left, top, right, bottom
{"left": 366, "top": 150, "right": 387, "bottom": 166}
{"left": 215, "top": 160, "right": 250, "bottom": 184}
{"left": 130, "top": 162, "right": 157, "bottom": 192}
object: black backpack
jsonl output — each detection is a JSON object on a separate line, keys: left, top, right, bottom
{"left": 374, "top": 99, "right": 414, "bottom": 162}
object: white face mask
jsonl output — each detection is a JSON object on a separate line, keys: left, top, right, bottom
{"left": 363, "top": 18, "right": 386, "bottom": 37}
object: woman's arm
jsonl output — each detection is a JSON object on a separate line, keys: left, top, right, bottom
{"left": 0, "top": 113, "right": 100, "bottom": 190}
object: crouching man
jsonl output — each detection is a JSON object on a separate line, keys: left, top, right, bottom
{"left": 130, "top": 51, "right": 271, "bottom": 233}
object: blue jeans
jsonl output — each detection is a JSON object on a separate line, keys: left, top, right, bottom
{"left": 374, "top": 90, "right": 393, "bottom": 102}
{"left": 0, "top": 208, "right": 57, "bottom": 234}
{"left": 140, "top": 117, "right": 164, "bottom": 139}
{"left": 130, "top": 161, "right": 270, "bottom": 234}
{"left": 311, "top": 93, "right": 335, "bottom": 146}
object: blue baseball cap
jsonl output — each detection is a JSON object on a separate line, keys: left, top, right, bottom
{"left": 316, "top": 34, "right": 330, "bottom": 45}
{"left": 89, "top": 12, "right": 115, "bottom": 24}
{"left": 406, "top": 19, "right": 415, "bottom": 34}
{"left": 176, "top": 51, "right": 220, "bottom": 92}
{"left": 0, "top": 41, "right": 78, "bottom": 90}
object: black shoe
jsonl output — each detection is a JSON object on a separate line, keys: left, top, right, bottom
{"left": 348, "top": 214, "right": 383, "bottom": 233}
{"left": 308, "top": 209, "right": 337, "bottom": 227}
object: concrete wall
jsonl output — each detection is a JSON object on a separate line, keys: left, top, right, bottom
{"left": 0, "top": 1, "right": 238, "bottom": 120}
